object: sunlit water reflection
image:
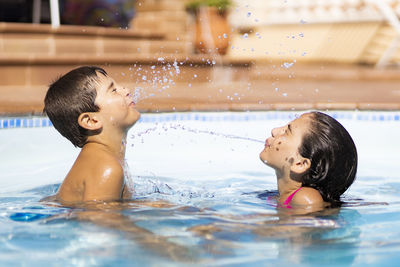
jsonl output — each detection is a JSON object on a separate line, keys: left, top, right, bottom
{"left": 0, "top": 111, "right": 399, "bottom": 266}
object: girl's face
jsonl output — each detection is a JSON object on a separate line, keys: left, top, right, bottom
{"left": 259, "top": 113, "right": 312, "bottom": 172}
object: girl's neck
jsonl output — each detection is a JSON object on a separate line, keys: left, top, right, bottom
{"left": 275, "top": 170, "right": 302, "bottom": 202}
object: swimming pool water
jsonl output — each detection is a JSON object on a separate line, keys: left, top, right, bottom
{"left": 1, "top": 111, "right": 400, "bottom": 266}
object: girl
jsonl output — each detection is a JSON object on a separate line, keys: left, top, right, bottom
{"left": 260, "top": 111, "right": 357, "bottom": 209}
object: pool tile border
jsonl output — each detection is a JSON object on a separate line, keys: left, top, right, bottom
{"left": 1, "top": 111, "right": 399, "bottom": 129}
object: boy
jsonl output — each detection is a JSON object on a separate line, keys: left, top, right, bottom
{"left": 44, "top": 66, "right": 140, "bottom": 203}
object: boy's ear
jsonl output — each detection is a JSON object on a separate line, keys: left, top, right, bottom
{"left": 78, "top": 113, "right": 102, "bottom": 130}
{"left": 290, "top": 157, "right": 311, "bottom": 174}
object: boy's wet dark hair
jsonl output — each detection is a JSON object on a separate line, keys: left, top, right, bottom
{"left": 44, "top": 66, "right": 107, "bottom": 148}
{"left": 299, "top": 112, "right": 358, "bottom": 203}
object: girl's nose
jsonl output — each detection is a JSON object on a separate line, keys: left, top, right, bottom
{"left": 271, "top": 126, "right": 284, "bottom": 137}
{"left": 271, "top": 127, "right": 278, "bottom": 137}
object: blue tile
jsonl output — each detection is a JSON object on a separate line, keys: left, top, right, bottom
{"left": 9, "top": 119, "right": 15, "bottom": 128}
{"left": 3, "top": 120, "right": 8, "bottom": 128}
{"left": 16, "top": 119, "right": 21, "bottom": 127}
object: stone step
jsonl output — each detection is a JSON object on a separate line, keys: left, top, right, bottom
{"left": 1, "top": 37, "right": 189, "bottom": 56}
{"left": 0, "top": 53, "right": 249, "bottom": 86}
{"left": 131, "top": 10, "right": 190, "bottom": 40}
{"left": 135, "top": 0, "right": 185, "bottom": 12}
{"left": 0, "top": 22, "right": 192, "bottom": 56}
{"left": 2, "top": 60, "right": 400, "bottom": 114}
{"left": 0, "top": 22, "right": 164, "bottom": 38}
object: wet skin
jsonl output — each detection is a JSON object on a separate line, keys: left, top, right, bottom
{"left": 259, "top": 113, "right": 324, "bottom": 209}
{"left": 55, "top": 71, "right": 141, "bottom": 204}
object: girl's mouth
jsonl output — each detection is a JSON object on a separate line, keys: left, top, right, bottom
{"left": 265, "top": 139, "right": 270, "bottom": 148}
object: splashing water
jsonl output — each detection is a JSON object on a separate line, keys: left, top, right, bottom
{"left": 130, "top": 123, "right": 264, "bottom": 145}
{"left": 127, "top": 59, "right": 184, "bottom": 102}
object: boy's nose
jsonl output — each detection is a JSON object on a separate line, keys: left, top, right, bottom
{"left": 122, "top": 87, "right": 131, "bottom": 97}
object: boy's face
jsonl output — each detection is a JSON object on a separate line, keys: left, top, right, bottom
{"left": 94, "top": 72, "right": 140, "bottom": 129}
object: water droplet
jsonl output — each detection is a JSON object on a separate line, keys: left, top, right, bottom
{"left": 193, "top": 74, "right": 197, "bottom": 78}
{"left": 275, "top": 87, "right": 279, "bottom": 92}
{"left": 299, "top": 32, "right": 304, "bottom": 37}
{"left": 142, "top": 75, "right": 147, "bottom": 81}
{"left": 247, "top": 12, "right": 251, "bottom": 17}
{"left": 243, "top": 33, "right": 249, "bottom": 39}
{"left": 282, "top": 62, "right": 294, "bottom": 69}
{"left": 223, "top": 33, "right": 228, "bottom": 38}
{"left": 282, "top": 93, "right": 288, "bottom": 97}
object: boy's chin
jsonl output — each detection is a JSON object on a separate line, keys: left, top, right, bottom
{"left": 128, "top": 112, "right": 141, "bottom": 127}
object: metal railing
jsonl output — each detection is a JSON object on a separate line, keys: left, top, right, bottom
{"left": 32, "top": 0, "right": 60, "bottom": 28}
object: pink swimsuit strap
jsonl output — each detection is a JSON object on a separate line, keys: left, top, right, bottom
{"left": 283, "top": 187, "right": 303, "bottom": 206}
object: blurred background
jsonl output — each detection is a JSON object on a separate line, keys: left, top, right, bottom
{"left": 1, "top": 0, "right": 400, "bottom": 114}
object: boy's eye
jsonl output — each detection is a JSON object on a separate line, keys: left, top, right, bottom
{"left": 112, "top": 88, "right": 117, "bottom": 93}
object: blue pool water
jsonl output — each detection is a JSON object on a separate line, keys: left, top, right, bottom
{"left": 1, "top": 111, "right": 400, "bottom": 266}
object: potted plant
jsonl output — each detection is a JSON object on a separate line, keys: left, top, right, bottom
{"left": 185, "top": 0, "right": 232, "bottom": 55}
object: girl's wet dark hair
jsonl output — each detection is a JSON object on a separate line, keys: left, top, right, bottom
{"left": 44, "top": 66, "right": 107, "bottom": 148}
{"left": 299, "top": 111, "right": 358, "bottom": 203}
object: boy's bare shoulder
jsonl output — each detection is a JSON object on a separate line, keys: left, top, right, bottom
{"left": 77, "top": 145, "right": 125, "bottom": 201}
{"left": 57, "top": 145, "right": 125, "bottom": 203}
{"left": 80, "top": 145, "right": 123, "bottom": 178}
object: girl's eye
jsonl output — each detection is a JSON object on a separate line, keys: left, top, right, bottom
{"left": 112, "top": 88, "right": 117, "bottom": 93}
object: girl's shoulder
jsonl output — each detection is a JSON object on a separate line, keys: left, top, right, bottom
{"left": 291, "top": 187, "right": 324, "bottom": 206}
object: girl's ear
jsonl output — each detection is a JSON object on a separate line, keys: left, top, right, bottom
{"left": 78, "top": 113, "right": 102, "bottom": 130}
{"left": 290, "top": 157, "right": 311, "bottom": 174}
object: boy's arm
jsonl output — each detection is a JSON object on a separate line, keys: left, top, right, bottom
{"left": 83, "top": 161, "right": 124, "bottom": 202}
